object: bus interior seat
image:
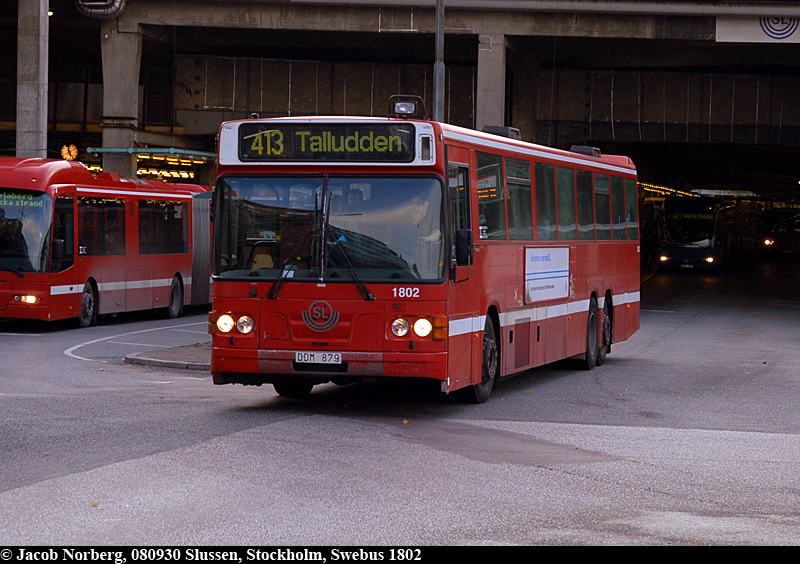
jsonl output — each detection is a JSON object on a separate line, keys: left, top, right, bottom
{"left": 251, "top": 249, "right": 274, "bottom": 270}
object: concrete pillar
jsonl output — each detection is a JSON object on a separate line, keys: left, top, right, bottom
{"left": 16, "top": 0, "right": 49, "bottom": 159}
{"left": 476, "top": 34, "right": 506, "bottom": 131}
{"left": 100, "top": 18, "right": 142, "bottom": 178}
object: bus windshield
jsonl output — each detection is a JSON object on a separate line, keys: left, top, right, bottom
{"left": 214, "top": 175, "right": 445, "bottom": 282}
{"left": 661, "top": 197, "right": 716, "bottom": 248}
{"left": 0, "top": 189, "right": 53, "bottom": 275}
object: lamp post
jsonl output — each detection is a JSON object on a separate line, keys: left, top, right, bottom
{"left": 433, "top": 0, "right": 445, "bottom": 122}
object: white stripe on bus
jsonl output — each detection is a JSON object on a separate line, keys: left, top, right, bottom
{"left": 50, "top": 277, "right": 192, "bottom": 296}
{"left": 448, "top": 292, "right": 639, "bottom": 337}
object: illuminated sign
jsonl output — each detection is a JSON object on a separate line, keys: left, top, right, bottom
{"left": 238, "top": 123, "right": 416, "bottom": 162}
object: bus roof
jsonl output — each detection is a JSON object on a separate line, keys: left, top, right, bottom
{"left": 217, "top": 115, "right": 637, "bottom": 176}
{"left": 438, "top": 121, "right": 637, "bottom": 174}
{"left": 0, "top": 157, "right": 210, "bottom": 195}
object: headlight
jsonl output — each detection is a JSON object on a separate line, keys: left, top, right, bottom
{"left": 413, "top": 318, "right": 433, "bottom": 337}
{"left": 659, "top": 255, "right": 669, "bottom": 262}
{"left": 236, "top": 315, "right": 255, "bottom": 334}
{"left": 764, "top": 239, "right": 774, "bottom": 246}
{"left": 391, "top": 318, "right": 410, "bottom": 337}
{"left": 705, "top": 257, "right": 715, "bottom": 263}
{"left": 216, "top": 314, "right": 235, "bottom": 333}
{"left": 15, "top": 295, "right": 39, "bottom": 304}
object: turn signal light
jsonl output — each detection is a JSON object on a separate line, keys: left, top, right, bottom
{"left": 432, "top": 316, "right": 448, "bottom": 341}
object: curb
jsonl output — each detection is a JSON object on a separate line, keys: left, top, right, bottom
{"left": 124, "top": 353, "right": 210, "bottom": 371}
{"left": 124, "top": 342, "right": 211, "bottom": 371}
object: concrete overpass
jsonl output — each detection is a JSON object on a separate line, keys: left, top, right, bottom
{"left": 9, "top": 0, "right": 800, "bottom": 196}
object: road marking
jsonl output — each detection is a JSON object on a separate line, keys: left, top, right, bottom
{"left": 64, "top": 321, "right": 207, "bottom": 362}
{"left": 107, "top": 341, "right": 172, "bottom": 348}
{"left": 0, "top": 332, "right": 44, "bottom": 337}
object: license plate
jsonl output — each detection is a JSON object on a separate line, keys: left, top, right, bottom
{"left": 295, "top": 351, "right": 342, "bottom": 364}
{"left": 680, "top": 264, "right": 694, "bottom": 268}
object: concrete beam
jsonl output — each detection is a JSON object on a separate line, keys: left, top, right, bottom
{"left": 476, "top": 34, "right": 506, "bottom": 131}
{"left": 16, "top": 0, "right": 49, "bottom": 159}
{"left": 118, "top": 1, "right": 710, "bottom": 41}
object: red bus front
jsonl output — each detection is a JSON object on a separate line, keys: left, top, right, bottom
{"left": 209, "top": 162, "right": 453, "bottom": 398}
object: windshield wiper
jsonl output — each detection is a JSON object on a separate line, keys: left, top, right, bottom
{"left": 266, "top": 226, "right": 315, "bottom": 299}
{"left": 326, "top": 229, "right": 374, "bottom": 301}
{"left": 0, "top": 260, "right": 24, "bottom": 278}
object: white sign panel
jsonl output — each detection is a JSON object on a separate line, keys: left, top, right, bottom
{"left": 717, "top": 16, "right": 800, "bottom": 43}
{"left": 525, "top": 247, "right": 569, "bottom": 303}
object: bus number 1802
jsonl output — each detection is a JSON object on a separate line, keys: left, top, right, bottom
{"left": 392, "top": 287, "right": 420, "bottom": 298}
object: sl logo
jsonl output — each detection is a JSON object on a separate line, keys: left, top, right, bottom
{"left": 302, "top": 300, "right": 339, "bottom": 332}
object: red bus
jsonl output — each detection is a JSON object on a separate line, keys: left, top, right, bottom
{"left": 0, "top": 157, "right": 211, "bottom": 327}
{"left": 208, "top": 102, "right": 640, "bottom": 402}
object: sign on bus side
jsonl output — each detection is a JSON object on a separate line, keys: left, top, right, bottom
{"left": 524, "top": 247, "right": 569, "bottom": 303}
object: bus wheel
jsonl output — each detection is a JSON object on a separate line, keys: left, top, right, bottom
{"left": 79, "top": 281, "right": 98, "bottom": 328}
{"left": 583, "top": 298, "right": 599, "bottom": 370}
{"left": 273, "top": 379, "right": 314, "bottom": 399}
{"left": 597, "top": 299, "right": 612, "bottom": 366}
{"left": 457, "top": 316, "right": 498, "bottom": 403}
{"left": 168, "top": 276, "right": 183, "bottom": 319}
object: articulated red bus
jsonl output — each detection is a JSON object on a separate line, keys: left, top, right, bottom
{"left": 209, "top": 102, "right": 639, "bottom": 402}
{"left": 0, "top": 157, "right": 211, "bottom": 327}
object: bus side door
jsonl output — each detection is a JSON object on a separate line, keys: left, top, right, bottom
{"left": 446, "top": 149, "right": 479, "bottom": 391}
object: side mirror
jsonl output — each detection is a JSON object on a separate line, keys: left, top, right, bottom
{"left": 455, "top": 229, "right": 474, "bottom": 266}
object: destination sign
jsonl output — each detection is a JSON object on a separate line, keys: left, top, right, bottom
{"left": 239, "top": 123, "right": 416, "bottom": 163}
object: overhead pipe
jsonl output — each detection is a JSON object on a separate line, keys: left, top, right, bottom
{"left": 75, "top": 0, "right": 127, "bottom": 20}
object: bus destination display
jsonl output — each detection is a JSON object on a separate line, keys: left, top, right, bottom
{"left": 239, "top": 123, "right": 416, "bottom": 162}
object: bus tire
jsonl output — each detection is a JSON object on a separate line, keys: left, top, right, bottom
{"left": 583, "top": 298, "right": 599, "bottom": 370}
{"left": 273, "top": 379, "right": 314, "bottom": 399}
{"left": 168, "top": 276, "right": 183, "bottom": 319}
{"left": 79, "top": 281, "right": 98, "bottom": 328}
{"left": 597, "top": 298, "right": 612, "bottom": 366}
{"left": 457, "top": 315, "right": 498, "bottom": 404}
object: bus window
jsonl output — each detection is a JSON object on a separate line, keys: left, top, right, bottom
{"left": 535, "top": 162, "right": 557, "bottom": 241}
{"left": 611, "top": 175, "right": 627, "bottom": 240}
{"left": 139, "top": 200, "right": 189, "bottom": 254}
{"left": 556, "top": 166, "right": 577, "bottom": 241}
{"left": 448, "top": 164, "right": 471, "bottom": 255}
{"left": 52, "top": 195, "right": 74, "bottom": 272}
{"left": 506, "top": 158, "right": 532, "bottom": 241}
{"left": 594, "top": 173, "right": 611, "bottom": 240}
{"left": 78, "top": 197, "right": 126, "bottom": 256}
{"left": 626, "top": 178, "right": 639, "bottom": 240}
{"left": 576, "top": 169, "right": 595, "bottom": 240}
{"left": 476, "top": 152, "right": 506, "bottom": 240}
